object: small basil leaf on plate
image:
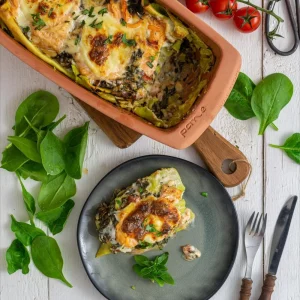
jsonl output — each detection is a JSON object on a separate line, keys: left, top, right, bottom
{"left": 6, "top": 239, "right": 30, "bottom": 275}
{"left": 36, "top": 199, "right": 75, "bottom": 235}
{"left": 1, "top": 145, "right": 29, "bottom": 172}
{"left": 8, "top": 136, "right": 41, "bottom": 163}
{"left": 155, "top": 252, "right": 169, "bottom": 265}
{"left": 16, "top": 174, "right": 36, "bottom": 223}
{"left": 15, "top": 91, "right": 59, "bottom": 136}
{"left": 251, "top": 73, "right": 293, "bottom": 135}
{"left": 38, "top": 172, "right": 76, "bottom": 211}
{"left": 31, "top": 236, "right": 72, "bottom": 287}
{"left": 224, "top": 72, "right": 256, "bottom": 120}
{"left": 40, "top": 131, "right": 65, "bottom": 176}
{"left": 160, "top": 272, "right": 175, "bottom": 285}
{"left": 18, "top": 161, "right": 47, "bottom": 182}
{"left": 63, "top": 122, "right": 89, "bottom": 179}
{"left": 270, "top": 133, "right": 300, "bottom": 164}
{"left": 134, "top": 255, "right": 150, "bottom": 266}
{"left": 153, "top": 277, "right": 165, "bottom": 287}
{"left": 10, "top": 215, "right": 45, "bottom": 246}
{"left": 133, "top": 264, "right": 144, "bottom": 276}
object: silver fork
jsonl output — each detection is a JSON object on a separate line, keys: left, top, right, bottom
{"left": 239, "top": 212, "right": 267, "bottom": 300}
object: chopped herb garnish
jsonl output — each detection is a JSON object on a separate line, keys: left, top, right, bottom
{"left": 79, "top": 20, "right": 85, "bottom": 28}
{"left": 131, "top": 286, "right": 136, "bottom": 290}
{"left": 145, "top": 224, "right": 162, "bottom": 236}
{"left": 31, "top": 13, "right": 46, "bottom": 30}
{"left": 122, "top": 34, "right": 136, "bottom": 47}
{"left": 98, "top": 8, "right": 108, "bottom": 16}
{"left": 137, "top": 241, "right": 152, "bottom": 249}
{"left": 138, "top": 187, "right": 144, "bottom": 193}
{"left": 22, "top": 26, "right": 30, "bottom": 34}
{"left": 64, "top": 20, "right": 70, "bottom": 23}
{"left": 57, "top": 4, "right": 62, "bottom": 7}
{"left": 74, "top": 35, "right": 80, "bottom": 45}
{"left": 82, "top": 6, "right": 95, "bottom": 17}
{"left": 72, "top": 11, "right": 75, "bottom": 15}
{"left": 149, "top": 56, "right": 155, "bottom": 62}
{"left": 104, "top": 35, "right": 113, "bottom": 44}
{"left": 115, "top": 199, "right": 122, "bottom": 206}
{"left": 48, "top": 8, "right": 53, "bottom": 17}
{"left": 200, "top": 192, "right": 208, "bottom": 197}
{"left": 120, "top": 18, "right": 127, "bottom": 26}
{"left": 89, "top": 19, "right": 103, "bottom": 29}
{"left": 73, "top": 15, "right": 79, "bottom": 20}
{"left": 146, "top": 62, "right": 153, "bottom": 68}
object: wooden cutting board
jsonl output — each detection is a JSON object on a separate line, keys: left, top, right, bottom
{"left": 78, "top": 99, "right": 250, "bottom": 188}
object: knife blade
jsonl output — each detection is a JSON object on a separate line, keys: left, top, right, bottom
{"left": 258, "top": 195, "right": 298, "bottom": 300}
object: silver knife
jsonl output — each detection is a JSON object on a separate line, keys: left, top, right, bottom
{"left": 258, "top": 196, "right": 298, "bottom": 300}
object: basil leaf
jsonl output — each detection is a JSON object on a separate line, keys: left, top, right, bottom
{"left": 17, "top": 175, "right": 36, "bottom": 223}
{"left": 153, "top": 277, "right": 165, "bottom": 287}
{"left": 8, "top": 136, "right": 41, "bottom": 163}
{"left": 15, "top": 91, "right": 59, "bottom": 136}
{"left": 224, "top": 72, "right": 256, "bottom": 120}
{"left": 134, "top": 255, "right": 150, "bottom": 266}
{"left": 31, "top": 236, "right": 72, "bottom": 287}
{"left": 40, "top": 131, "right": 65, "bottom": 175}
{"left": 63, "top": 122, "right": 89, "bottom": 179}
{"left": 160, "top": 272, "right": 175, "bottom": 285}
{"left": 18, "top": 161, "right": 47, "bottom": 182}
{"left": 6, "top": 239, "right": 30, "bottom": 275}
{"left": 133, "top": 264, "right": 144, "bottom": 276}
{"left": 251, "top": 73, "right": 293, "bottom": 135}
{"left": 36, "top": 199, "right": 75, "bottom": 235}
{"left": 1, "top": 145, "right": 29, "bottom": 172}
{"left": 38, "top": 172, "right": 76, "bottom": 211}
{"left": 155, "top": 252, "right": 169, "bottom": 266}
{"left": 270, "top": 133, "right": 300, "bottom": 164}
{"left": 10, "top": 215, "right": 45, "bottom": 246}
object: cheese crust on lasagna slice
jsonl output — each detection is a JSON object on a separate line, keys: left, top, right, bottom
{"left": 95, "top": 168, "right": 195, "bottom": 257}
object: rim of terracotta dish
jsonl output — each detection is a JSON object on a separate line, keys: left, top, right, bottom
{"left": 0, "top": 2, "right": 240, "bottom": 149}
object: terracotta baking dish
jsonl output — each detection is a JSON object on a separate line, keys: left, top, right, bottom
{"left": 0, "top": 0, "right": 241, "bottom": 149}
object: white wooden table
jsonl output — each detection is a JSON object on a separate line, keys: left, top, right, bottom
{"left": 1, "top": 1, "right": 299, "bottom": 299}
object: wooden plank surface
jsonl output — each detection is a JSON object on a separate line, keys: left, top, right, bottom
{"left": 0, "top": 1, "right": 299, "bottom": 299}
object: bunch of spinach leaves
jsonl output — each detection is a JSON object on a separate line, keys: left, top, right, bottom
{"left": 133, "top": 252, "right": 175, "bottom": 287}
{"left": 225, "top": 72, "right": 293, "bottom": 135}
{"left": 1, "top": 91, "right": 89, "bottom": 287}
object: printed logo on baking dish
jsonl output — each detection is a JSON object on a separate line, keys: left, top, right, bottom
{"left": 180, "top": 107, "right": 206, "bottom": 137}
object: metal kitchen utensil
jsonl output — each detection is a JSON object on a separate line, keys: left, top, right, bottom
{"left": 239, "top": 212, "right": 267, "bottom": 300}
{"left": 258, "top": 196, "right": 298, "bottom": 300}
{"left": 266, "top": 0, "right": 300, "bottom": 56}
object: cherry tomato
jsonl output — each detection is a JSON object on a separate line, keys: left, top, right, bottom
{"left": 185, "top": 0, "right": 210, "bottom": 13}
{"left": 209, "top": 0, "right": 237, "bottom": 20}
{"left": 233, "top": 7, "right": 261, "bottom": 33}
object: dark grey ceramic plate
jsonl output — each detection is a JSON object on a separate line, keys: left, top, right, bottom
{"left": 77, "top": 155, "right": 239, "bottom": 300}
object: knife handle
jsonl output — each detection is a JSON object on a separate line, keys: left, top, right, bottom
{"left": 239, "top": 278, "right": 253, "bottom": 300}
{"left": 258, "top": 274, "right": 277, "bottom": 300}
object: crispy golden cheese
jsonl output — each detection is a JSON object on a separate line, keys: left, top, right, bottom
{"left": 95, "top": 168, "right": 195, "bottom": 256}
{"left": 0, "top": 0, "right": 214, "bottom": 128}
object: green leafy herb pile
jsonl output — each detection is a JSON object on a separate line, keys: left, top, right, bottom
{"left": 1, "top": 90, "right": 89, "bottom": 287}
{"left": 133, "top": 252, "right": 175, "bottom": 287}
{"left": 225, "top": 73, "right": 300, "bottom": 164}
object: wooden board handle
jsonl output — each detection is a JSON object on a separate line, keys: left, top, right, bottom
{"left": 258, "top": 274, "right": 276, "bottom": 300}
{"left": 239, "top": 278, "right": 253, "bottom": 300}
{"left": 193, "top": 126, "right": 250, "bottom": 187}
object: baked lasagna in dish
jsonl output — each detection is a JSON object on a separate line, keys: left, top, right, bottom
{"left": 95, "top": 168, "right": 195, "bottom": 256}
{"left": 0, "top": 0, "right": 214, "bottom": 127}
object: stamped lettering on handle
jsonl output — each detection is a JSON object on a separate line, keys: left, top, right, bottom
{"left": 180, "top": 107, "right": 206, "bottom": 137}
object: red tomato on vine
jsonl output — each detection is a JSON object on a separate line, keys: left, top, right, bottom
{"left": 185, "top": 0, "right": 210, "bottom": 13}
{"left": 209, "top": 0, "right": 238, "bottom": 20}
{"left": 233, "top": 7, "right": 261, "bottom": 33}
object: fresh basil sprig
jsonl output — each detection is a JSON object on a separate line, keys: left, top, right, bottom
{"left": 133, "top": 252, "right": 175, "bottom": 287}
{"left": 270, "top": 133, "right": 300, "bottom": 164}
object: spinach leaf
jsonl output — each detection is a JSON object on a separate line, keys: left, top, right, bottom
{"left": 38, "top": 172, "right": 76, "bottom": 211}
{"left": 17, "top": 175, "right": 36, "bottom": 224}
{"left": 40, "top": 132, "right": 65, "bottom": 176}
{"left": 224, "top": 72, "right": 256, "bottom": 120}
{"left": 11, "top": 215, "right": 45, "bottom": 246}
{"left": 18, "top": 161, "right": 47, "bottom": 182}
{"left": 31, "top": 236, "right": 72, "bottom": 287}
{"left": 270, "top": 133, "right": 300, "bottom": 164}
{"left": 36, "top": 199, "right": 75, "bottom": 235}
{"left": 63, "top": 122, "right": 89, "bottom": 179}
{"left": 15, "top": 91, "right": 59, "bottom": 136}
{"left": 6, "top": 239, "right": 30, "bottom": 275}
{"left": 1, "top": 145, "right": 29, "bottom": 172}
{"left": 8, "top": 136, "right": 41, "bottom": 163}
{"left": 251, "top": 73, "right": 293, "bottom": 135}
{"left": 43, "top": 114, "right": 66, "bottom": 131}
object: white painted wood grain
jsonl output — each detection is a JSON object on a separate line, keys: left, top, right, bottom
{"left": 0, "top": 0, "right": 299, "bottom": 298}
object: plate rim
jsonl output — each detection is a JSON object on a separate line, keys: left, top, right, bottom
{"left": 77, "top": 154, "right": 239, "bottom": 300}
